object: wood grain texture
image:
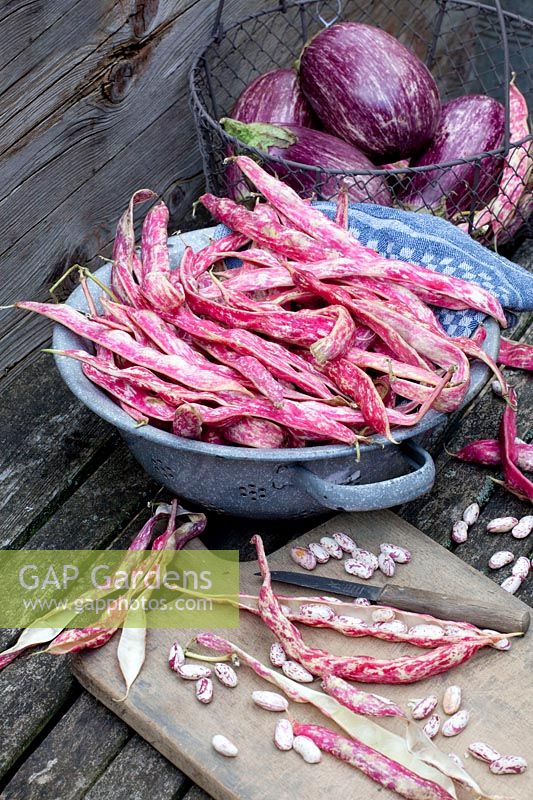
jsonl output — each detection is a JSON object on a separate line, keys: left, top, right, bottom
{"left": 72, "top": 512, "right": 533, "bottom": 800}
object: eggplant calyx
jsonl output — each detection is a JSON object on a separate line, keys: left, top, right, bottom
{"left": 220, "top": 118, "right": 297, "bottom": 152}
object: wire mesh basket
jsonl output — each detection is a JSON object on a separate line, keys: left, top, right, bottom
{"left": 190, "top": 0, "right": 532, "bottom": 250}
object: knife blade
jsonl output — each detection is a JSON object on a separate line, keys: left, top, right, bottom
{"left": 257, "top": 570, "right": 530, "bottom": 634}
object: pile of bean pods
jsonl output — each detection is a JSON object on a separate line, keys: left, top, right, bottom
{"left": 16, "top": 156, "right": 522, "bottom": 451}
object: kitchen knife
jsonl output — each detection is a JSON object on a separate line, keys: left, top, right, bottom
{"left": 257, "top": 570, "right": 530, "bottom": 634}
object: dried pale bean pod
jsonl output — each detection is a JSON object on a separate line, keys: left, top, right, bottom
{"left": 512, "top": 515, "right": 533, "bottom": 539}
{"left": 371, "top": 608, "right": 395, "bottom": 623}
{"left": 379, "top": 543, "right": 411, "bottom": 563}
{"left": 269, "top": 642, "right": 287, "bottom": 667}
{"left": 452, "top": 521, "right": 468, "bottom": 544}
{"left": 212, "top": 734, "right": 238, "bottom": 757}
{"left": 214, "top": 662, "right": 238, "bottom": 688}
{"left": 501, "top": 574, "right": 522, "bottom": 594}
{"left": 462, "top": 503, "right": 480, "bottom": 526}
{"left": 490, "top": 755, "right": 527, "bottom": 774}
{"left": 442, "top": 685, "right": 462, "bottom": 715}
{"left": 177, "top": 664, "right": 211, "bottom": 680}
{"left": 512, "top": 556, "right": 530, "bottom": 580}
{"left": 423, "top": 714, "right": 441, "bottom": 739}
{"left": 332, "top": 531, "right": 357, "bottom": 553}
{"left": 298, "top": 604, "right": 337, "bottom": 623}
{"left": 344, "top": 559, "right": 374, "bottom": 580}
{"left": 411, "top": 695, "right": 439, "bottom": 720}
{"left": 274, "top": 718, "right": 294, "bottom": 751}
{"left": 488, "top": 551, "right": 515, "bottom": 569}
{"left": 281, "top": 660, "right": 314, "bottom": 683}
{"left": 316, "top": 596, "right": 343, "bottom": 604}
{"left": 448, "top": 752, "right": 464, "bottom": 769}
{"left": 290, "top": 546, "right": 317, "bottom": 571}
{"left": 468, "top": 742, "right": 501, "bottom": 763}
{"left": 486, "top": 517, "right": 519, "bottom": 533}
{"left": 252, "top": 690, "right": 289, "bottom": 711}
{"left": 378, "top": 552, "right": 395, "bottom": 577}
{"left": 196, "top": 677, "right": 213, "bottom": 704}
{"left": 293, "top": 735, "right": 322, "bottom": 764}
{"left": 442, "top": 709, "right": 469, "bottom": 737}
{"left": 308, "top": 542, "right": 330, "bottom": 564}
{"left": 319, "top": 537, "right": 343, "bottom": 559}
{"left": 168, "top": 642, "right": 185, "bottom": 672}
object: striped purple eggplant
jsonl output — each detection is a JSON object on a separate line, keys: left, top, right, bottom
{"left": 226, "top": 68, "right": 315, "bottom": 200}
{"left": 222, "top": 119, "right": 392, "bottom": 205}
{"left": 298, "top": 22, "right": 440, "bottom": 161}
{"left": 403, "top": 95, "right": 505, "bottom": 215}
{"left": 230, "top": 68, "right": 315, "bottom": 127}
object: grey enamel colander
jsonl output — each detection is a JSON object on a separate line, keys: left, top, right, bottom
{"left": 53, "top": 227, "right": 499, "bottom": 519}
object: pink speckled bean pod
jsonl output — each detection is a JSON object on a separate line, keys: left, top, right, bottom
{"left": 111, "top": 188, "right": 156, "bottom": 303}
{"left": 497, "top": 337, "right": 533, "bottom": 371}
{"left": 234, "top": 156, "right": 506, "bottom": 325}
{"left": 323, "top": 357, "right": 392, "bottom": 440}
{"left": 499, "top": 386, "right": 533, "bottom": 501}
{"left": 291, "top": 722, "right": 455, "bottom": 800}
{"left": 321, "top": 672, "right": 406, "bottom": 718}
{"left": 452, "top": 438, "right": 533, "bottom": 471}
{"left": 222, "top": 417, "right": 286, "bottom": 448}
{"left": 141, "top": 200, "right": 170, "bottom": 276}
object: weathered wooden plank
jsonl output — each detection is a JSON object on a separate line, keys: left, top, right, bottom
{"left": 1, "top": 693, "right": 130, "bottom": 799}
{"left": 0, "top": 655, "right": 75, "bottom": 780}
{"left": 0, "top": 353, "right": 114, "bottom": 549}
{"left": 82, "top": 735, "right": 188, "bottom": 800}
{"left": 0, "top": 0, "right": 79, "bottom": 73}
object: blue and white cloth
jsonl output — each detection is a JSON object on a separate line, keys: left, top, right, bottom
{"left": 212, "top": 202, "right": 533, "bottom": 339}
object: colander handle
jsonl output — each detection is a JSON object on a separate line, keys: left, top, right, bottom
{"left": 289, "top": 442, "right": 435, "bottom": 511}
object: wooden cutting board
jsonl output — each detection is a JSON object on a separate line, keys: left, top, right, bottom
{"left": 72, "top": 511, "right": 532, "bottom": 799}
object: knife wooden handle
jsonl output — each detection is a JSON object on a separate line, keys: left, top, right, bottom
{"left": 379, "top": 584, "right": 530, "bottom": 634}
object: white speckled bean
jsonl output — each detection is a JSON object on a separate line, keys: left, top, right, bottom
{"left": 452, "top": 520, "right": 468, "bottom": 544}
{"left": 512, "top": 515, "right": 533, "bottom": 539}
{"left": 488, "top": 550, "right": 515, "bottom": 569}
{"left": 212, "top": 734, "right": 238, "bottom": 757}
{"left": 482, "top": 629, "right": 511, "bottom": 651}
{"left": 298, "top": 603, "right": 336, "bottom": 622}
{"left": 379, "top": 543, "right": 411, "bottom": 563}
{"left": 168, "top": 642, "right": 185, "bottom": 672}
{"left": 468, "top": 741, "right": 501, "bottom": 763}
{"left": 376, "top": 620, "right": 408, "bottom": 634}
{"left": 332, "top": 531, "right": 357, "bottom": 552}
{"left": 293, "top": 735, "right": 322, "bottom": 763}
{"left": 462, "top": 502, "right": 480, "bottom": 526}
{"left": 423, "top": 714, "right": 441, "bottom": 739}
{"left": 252, "top": 691, "right": 288, "bottom": 712}
{"left": 177, "top": 664, "right": 211, "bottom": 680}
{"left": 307, "top": 542, "right": 330, "bottom": 563}
{"left": 442, "top": 685, "right": 462, "bottom": 715}
{"left": 350, "top": 548, "right": 379, "bottom": 570}
{"left": 290, "top": 546, "right": 316, "bottom": 570}
{"left": 280, "top": 604, "right": 292, "bottom": 616}
{"left": 319, "top": 536, "right": 343, "bottom": 559}
{"left": 353, "top": 597, "right": 371, "bottom": 607}
{"left": 196, "top": 677, "right": 213, "bottom": 704}
{"left": 411, "top": 695, "right": 438, "bottom": 720}
{"left": 442, "top": 709, "right": 469, "bottom": 737}
{"left": 269, "top": 642, "right": 287, "bottom": 667}
{"left": 371, "top": 608, "right": 395, "bottom": 623}
{"left": 336, "top": 614, "right": 365, "bottom": 627}
{"left": 501, "top": 574, "right": 522, "bottom": 594}
{"left": 512, "top": 556, "right": 530, "bottom": 580}
{"left": 281, "top": 660, "right": 314, "bottom": 683}
{"left": 378, "top": 552, "right": 395, "bottom": 577}
{"left": 486, "top": 517, "right": 519, "bottom": 533}
{"left": 214, "top": 662, "right": 238, "bottom": 688}
{"left": 407, "top": 624, "right": 444, "bottom": 640}
{"left": 344, "top": 559, "right": 374, "bottom": 580}
{"left": 489, "top": 755, "right": 527, "bottom": 774}
{"left": 274, "top": 718, "right": 294, "bottom": 751}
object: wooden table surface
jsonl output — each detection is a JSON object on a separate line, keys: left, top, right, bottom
{"left": 0, "top": 240, "right": 531, "bottom": 800}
